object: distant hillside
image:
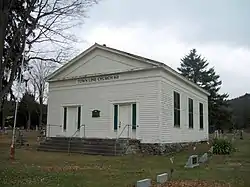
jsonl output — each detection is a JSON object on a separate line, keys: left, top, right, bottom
{"left": 228, "top": 93, "right": 250, "bottom": 129}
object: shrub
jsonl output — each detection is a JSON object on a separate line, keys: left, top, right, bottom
{"left": 212, "top": 138, "right": 234, "bottom": 155}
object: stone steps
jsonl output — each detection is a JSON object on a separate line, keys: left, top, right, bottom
{"left": 38, "top": 144, "right": 123, "bottom": 152}
{"left": 37, "top": 137, "right": 127, "bottom": 156}
{"left": 37, "top": 148, "right": 118, "bottom": 156}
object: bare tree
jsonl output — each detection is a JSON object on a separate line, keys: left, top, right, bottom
{"left": 0, "top": 0, "right": 99, "bottom": 111}
{"left": 27, "top": 60, "right": 59, "bottom": 126}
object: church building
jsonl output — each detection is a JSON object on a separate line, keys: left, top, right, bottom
{"left": 46, "top": 43, "right": 209, "bottom": 143}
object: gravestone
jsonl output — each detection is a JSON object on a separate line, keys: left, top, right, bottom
{"left": 157, "top": 173, "right": 168, "bottom": 184}
{"left": 185, "top": 155, "right": 199, "bottom": 168}
{"left": 16, "top": 130, "right": 27, "bottom": 146}
{"left": 214, "top": 130, "right": 219, "bottom": 139}
{"left": 240, "top": 130, "right": 243, "bottom": 140}
{"left": 208, "top": 146, "right": 213, "bottom": 153}
{"left": 199, "top": 153, "right": 208, "bottom": 163}
{"left": 136, "top": 179, "right": 151, "bottom": 187}
{"left": 231, "top": 137, "right": 235, "bottom": 142}
{"left": 4, "top": 127, "right": 8, "bottom": 135}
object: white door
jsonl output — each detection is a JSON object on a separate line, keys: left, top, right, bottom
{"left": 118, "top": 104, "right": 132, "bottom": 138}
{"left": 66, "top": 107, "right": 78, "bottom": 137}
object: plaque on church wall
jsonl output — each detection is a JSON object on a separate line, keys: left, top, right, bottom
{"left": 92, "top": 110, "right": 100, "bottom": 118}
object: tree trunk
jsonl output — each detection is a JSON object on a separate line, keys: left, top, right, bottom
{"left": 39, "top": 95, "right": 43, "bottom": 128}
{"left": 0, "top": 98, "right": 5, "bottom": 129}
{"left": 0, "top": 2, "right": 9, "bottom": 99}
{"left": 2, "top": 103, "right": 5, "bottom": 129}
{"left": 27, "top": 111, "right": 31, "bottom": 130}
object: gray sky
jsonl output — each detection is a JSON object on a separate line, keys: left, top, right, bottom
{"left": 75, "top": 0, "right": 250, "bottom": 98}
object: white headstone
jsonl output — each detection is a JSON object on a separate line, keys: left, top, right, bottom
{"left": 136, "top": 179, "right": 151, "bottom": 187}
{"left": 4, "top": 127, "right": 8, "bottom": 134}
{"left": 199, "top": 153, "right": 208, "bottom": 163}
{"left": 214, "top": 130, "right": 218, "bottom": 139}
{"left": 208, "top": 146, "right": 213, "bottom": 153}
{"left": 157, "top": 173, "right": 168, "bottom": 184}
{"left": 185, "top": 155, "right": 199, "bottom": 168}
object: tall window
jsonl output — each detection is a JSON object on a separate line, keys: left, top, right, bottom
{"left": 188, "top": 98, "right": 194, "bottom": 128}
{"left": 199, "top": 103, "right": 204, "bottom": 129}
{"left": 77, "top": 106, "right": 81, "bottom": 130}
{"left": 63, "top": 107, "right": 67, "bottom": 131}
{"left": 174, "top": 91, "right": 180, "bottom": 127}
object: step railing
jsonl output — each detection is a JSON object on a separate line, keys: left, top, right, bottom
{"left": 68, "top": 124, "right": 85, "bottom": 155}
{"left": 114, "top": 124, "right": 131, "bottom": 156}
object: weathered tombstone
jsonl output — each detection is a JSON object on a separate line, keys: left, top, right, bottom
{"left": 208, "top": 146, "right": 213, "bottom": 153}
{"left": 214, "top": 130, "right": 218, "bottom": 139}
{"left": 218, "top": 130, "right": 222, "bottom": 139}
{"left": 199, "top": 153, "right": 208, "bottom": 163}
{"left": 157, "top": 173, "right": 168, "bottom": 184}
{"left": 231, "top": 136, "right": 235, "bottom": 142}
{"left": 136, "top": 179, "right": 151, "bottom": 187}
{"left": 185, "top": 155, "right": 199, "bottom": 168}
{"left": 16, "top": 130, "right": 27, "bottom": 147}
{"left": 4, "top": 127, "right": 8, "bottom": 135}
{"left": 240, "top": 130, "right": 243, "bottom": 140}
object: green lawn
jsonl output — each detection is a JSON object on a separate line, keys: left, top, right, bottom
{"left": 0, "top": 132, "right": 250, "bottom": 187}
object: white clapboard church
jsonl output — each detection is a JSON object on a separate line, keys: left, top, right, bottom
{"left": 46, "top": 43, "right": 209, "bottom": 143}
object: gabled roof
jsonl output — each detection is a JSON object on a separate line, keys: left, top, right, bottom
{"left": 47, "top": 43, "right": 210, "bottom": 96}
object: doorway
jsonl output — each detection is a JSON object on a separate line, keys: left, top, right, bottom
{"left": 65, "top": 106, "right": 78, "bottom": 137}
{"left": 118, "top": 103, "right": 132, "bottom": 138}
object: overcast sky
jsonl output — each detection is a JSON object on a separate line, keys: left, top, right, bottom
{"left": 75, "top": 0, "right": 250, "bottom": 99}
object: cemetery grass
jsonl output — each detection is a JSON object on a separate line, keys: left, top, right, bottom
{"left": 0, "top": 132, "right": 250, "bottom": 187}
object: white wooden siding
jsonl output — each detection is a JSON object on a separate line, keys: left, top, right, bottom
{"left": 47, "top": 46, "right": 209, "bottom": 144}
{"left": 160, "top": 70, "right": 209, "bottom": 143}
{"left": 47, "top": 69, "right": 161, "bottom": 143}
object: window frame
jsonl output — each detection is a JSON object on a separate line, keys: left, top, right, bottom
{"left": 114, "top": 104, "right": 118, "bottom": 130}
{"left": 63, "top": 107, "right": 67, "bottom": 131}
{"left": 199, "top": 103, "right": 204, "bottom": 130}
{"left": 174, "top": 91, "right": 181, "bottom": 128}
{"left": 132, "top": 103, "right": 136, "bottom": 130}
{"left": 77, "top": 106, "right": 81, "bottom": 130}
{"left": 188, "top": 98, "right": 194, "bottom": 129}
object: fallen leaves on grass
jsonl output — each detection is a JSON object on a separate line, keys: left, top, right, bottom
{"left": 41, "top": 165, "right": 81, "bottom": 172}
{"left": 151, "top": 180, "right": 230, "bottom": 187}
{"left": 227, "top": 162, "right": 242, "bottom": 167}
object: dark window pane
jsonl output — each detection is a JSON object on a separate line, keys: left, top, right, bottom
{"left": 177, "top": 93, "right": 180, "bottom": 108}
{"left": 174, "top": 109, "right": 177, "bottom": 126}
{"left": 188, "top": 98, "right": 193, "bottom": 128}
{"left": 174, "top": 91, "right": 181, "bottom": 127}
{"left": 77, "top": 106, "right": 81, "bottom": 130}
{"left": 189, "top": 113, "right": 193, "bottom": 128}
{"left": 132, "top": 103, "right": 136, "bottom": 130}
{"left": 199, "top": 103, "right": 204, "bottom": 129}
{"left": 63, "top": 107, "right": 67, "bottom": 131}
{"left": 189, "top": 98, "right": 193, "bottom": 111}
{"left": 200, "top": 103, "right": 203, "bottom": 114}
{"left": 174, "top": 109, "right": 180, "bottom": 127}
{"left": 200, "top": 116, "right": 204, "bottom": 129}
{"left": 114, "top": 105, "right": 118, "bottom": 130}
{"left": 177, "top": 110, "right": 180, "bottom": 127}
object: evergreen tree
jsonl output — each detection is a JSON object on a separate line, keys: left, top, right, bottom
{"left": 19, "top": 93, "right": 38, "bottom": 130}
{"left": 178, "top": 49, "right": 232, "bottom": 130}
